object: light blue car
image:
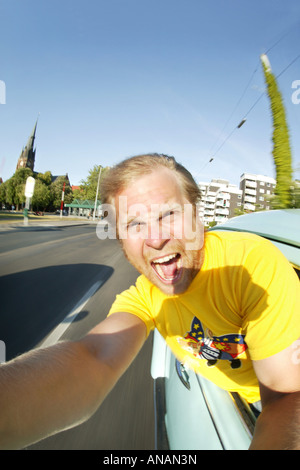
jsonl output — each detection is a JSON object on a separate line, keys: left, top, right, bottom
{"left": 151, "top": 209, "right": 300, "bottom": 450}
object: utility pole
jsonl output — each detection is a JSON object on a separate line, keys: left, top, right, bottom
{"left": 93, "top": 166, "right": 102, "bottom": 221}
{"left": 60, "top": 181, "right": 66, "bottom": 218}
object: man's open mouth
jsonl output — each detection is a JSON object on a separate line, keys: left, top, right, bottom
{"left": 151, "top": 253, "right": 183, "bottom": 284}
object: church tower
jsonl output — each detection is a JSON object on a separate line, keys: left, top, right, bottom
{"left": 16, "top": 119, "right": 38, "bottom": 171}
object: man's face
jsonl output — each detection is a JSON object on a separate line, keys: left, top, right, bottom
{"left": 115, "top": 168, "right": 204, "bottom": 295}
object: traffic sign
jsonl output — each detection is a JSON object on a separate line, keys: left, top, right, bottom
{"left": 25, "top": 176, "right": 35, "bottom": 198}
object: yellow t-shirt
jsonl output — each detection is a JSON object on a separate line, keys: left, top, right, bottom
{"left": 108, "top": 231, "right": 300, "bottom": 403}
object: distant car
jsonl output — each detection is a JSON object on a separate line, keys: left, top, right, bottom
{"left": 55, "top": 209, "right": 68, "bottom": 216}
{"left": 151, "top": 209, "right": 300, "bottom": 450}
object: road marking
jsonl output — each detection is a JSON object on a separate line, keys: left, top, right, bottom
{"left": 40, "top": 280, "right": 104, "bottom": 348}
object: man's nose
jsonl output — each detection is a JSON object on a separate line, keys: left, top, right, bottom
{"left": 144, "top": 223, "right": 170, "bottom": 250}
{"left": 144, "top": 237, "right": 169, "bottom": 250}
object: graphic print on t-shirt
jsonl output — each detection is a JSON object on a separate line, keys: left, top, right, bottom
{"left": 177, "top": 316, "right": 248, "bottom": 369}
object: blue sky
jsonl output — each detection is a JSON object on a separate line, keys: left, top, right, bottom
{"left": 0, "top": 0, "right": 299, "bottom": 187}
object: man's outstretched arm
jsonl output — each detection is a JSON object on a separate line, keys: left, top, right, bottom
{"left": 0, "top": 312, "right": 147, "bottom": 449}
{"left": 250, "top": 337, "right": 300, "bottom": 450}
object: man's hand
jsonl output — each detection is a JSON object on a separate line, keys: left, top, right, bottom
{"left": 0, "top": 313, "right": 146, "bottom": 449}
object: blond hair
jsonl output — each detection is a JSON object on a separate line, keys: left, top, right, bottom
{"left": 101, "top": 154, "right": 201, "bottom": 207}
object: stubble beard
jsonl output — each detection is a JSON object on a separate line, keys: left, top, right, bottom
{"left": 121, "top": 241, "right": 204, "bottom": 296}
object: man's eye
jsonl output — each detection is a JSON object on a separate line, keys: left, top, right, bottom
{"left": 128, "top": 221, "right": 144, "bottom": 230}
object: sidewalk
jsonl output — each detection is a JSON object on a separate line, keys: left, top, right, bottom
{"left": 0, "top": 216, "right": 100, "bottom": 232}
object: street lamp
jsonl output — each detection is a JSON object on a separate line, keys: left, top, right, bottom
{"left": 93, "top": 166, "right": 102, "bottom": 221}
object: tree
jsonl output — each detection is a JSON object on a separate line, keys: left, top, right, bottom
{"left": 3, "top": 179, "right": 15, "bottom": 207}
{"left": 2, "top": 168, "right": 33, "bottom": 210}
{"left": 72, "top": 186, "right": 84, "bottom": 200}
{"left": 0, "top": 181, "right": 6, "bottom": 207}
{"left": 79, "top": 165, "right": 110, "bottom": 201}
{"left": 31, "top": 179, "right": 51, "bottom": 211}
{"left": 0, "top": 170, "right": 75, "bottom": 212}
{"left": 261, "top": 54, "right": 293, "bottom": 208}
{"left": 291, "top": 180, "right": 300, "bottom": 208}
{"left": 234, "top": 206, "right": 247, "bottom": 217}
{"left": 30, "top": 171, "right": 53, "bottom": 211}
{"left": 0, "top": 165, "right": 113, "bottom": 212}
{"left": 37, "top": 171, "right": 52, "bottom": 186}
{"left": 50, "top": 175, "right": 73, "bottom": 210}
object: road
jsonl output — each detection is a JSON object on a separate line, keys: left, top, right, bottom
{"left": 0, "top": 222, "right": 155, "bottom": 450}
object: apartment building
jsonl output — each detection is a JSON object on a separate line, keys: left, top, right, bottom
{"left": 198, "top": 172, "right": 276, "bottom": 226}
{"left": 198, "top": 179, "right": 243, "bottom": 226}
{"left": 239, "top": 173, "right": 276, "bottom": 212}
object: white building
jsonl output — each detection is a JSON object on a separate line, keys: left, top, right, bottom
{"left": 239, "top": 173, "right": 276, "bottom": 212}
{"left": 198, "top": 179, "right": 243, "bottom": 226}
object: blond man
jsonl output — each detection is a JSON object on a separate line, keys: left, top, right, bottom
{"left": 0, "top": 154, "right": 299, "bottom": 449}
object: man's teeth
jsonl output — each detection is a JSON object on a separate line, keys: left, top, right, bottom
{"left": 151, "top": 253, "right": 182, "bottom": 282}
{"left": 153, "top": 253, "right": 178, "bottom": 264}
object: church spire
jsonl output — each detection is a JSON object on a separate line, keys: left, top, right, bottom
{"left": 26, "top": 118, "right": 38, "bottom": 151}
{"left": 16, "top": 116, "right": 39, "bottom": 172}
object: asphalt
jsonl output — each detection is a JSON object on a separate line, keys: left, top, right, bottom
{"left": 0, "top": 223, "right": 155, "bottom": 450}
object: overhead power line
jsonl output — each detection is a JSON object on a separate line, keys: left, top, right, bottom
{"left": 195, "top": 23, "right": 300, "bottom": 181}
{"left": 196, "top": 52, "right": 300, "bottom": 179}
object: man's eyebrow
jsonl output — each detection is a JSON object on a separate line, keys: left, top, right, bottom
{"left": 121, "top": 203, "right": 183, "bottom": 226}
{"left": 126, "top": 217, "right": 142, "bottom": 225}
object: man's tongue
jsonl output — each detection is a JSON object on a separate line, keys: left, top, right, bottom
{"left": 154, "top": 256, "right": 179, "bottom": 280}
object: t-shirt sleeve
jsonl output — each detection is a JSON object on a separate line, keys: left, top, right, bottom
{"left": 241, "top": 237, "right": 300, "bottom": 361}
{"left": 107, "top": 276, "right": 156, "bottom": 337}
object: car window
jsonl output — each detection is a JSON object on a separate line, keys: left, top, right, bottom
{"left": 230, "top": 392, "right": 256, "bottom": 437}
